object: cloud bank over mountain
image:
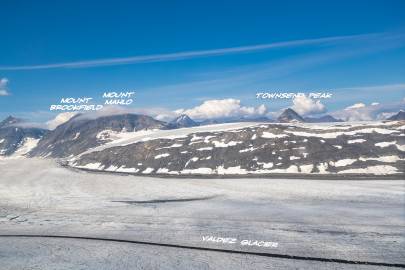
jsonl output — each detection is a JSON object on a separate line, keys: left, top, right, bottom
{"left": 177, "top": 99, "right": 267, "bottom": 120}
{"left": 291, "top": 95, "right": 326, "bottom": 115}
{"left": 332, "top": 99, "right": 405, "bottom": 121}
{"left": 26, "top": 94, "right": 405, "bottom": 129}
{"left": 46, "top": 112, "right": 78, "bottom": 129}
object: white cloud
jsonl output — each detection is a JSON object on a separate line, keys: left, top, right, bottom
{"left": 68, "top": 105, "right": 179, "bottom": 123}
{"left": 10, "top": 121, "right": 47, "bottom": 129}
{"left": 332, "top": 100, "right": 405, "bottom": 121}
{"left": 345, "top": 103, "right": 366, "bottom": 110}
{"left": 377, "top": 112, "right": 397, "bottom": 119}
{"left": 154, "top": 112, "right": 179, "bottom": 122}
{"left": 46, "top": 112, "right": 77, "bottom": 129}
{"left": 0, "top": 78, "right": 10, "bottom": 96}
{"left": 291, "top": 95, "right": 326, "bottom": 115}
{"left": 132, "top": 107, "right": 180, "bottom": 122}
{"left": 176, "top": 99, "right": 267, "bottom": 120}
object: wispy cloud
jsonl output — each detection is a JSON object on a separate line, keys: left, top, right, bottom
{"left": 141, "top": 35, "right": 405, "bottom": 100}
{"left": 330, "top": 83, "right": 405, "bottom": 103}
{"left": 0, "top": 78, "right": 10, "bottom": 96}
{"left": 334, "top": 83, "right": 405, "bottom": 92}
{"left": 0, "top": 32, "right": 386, "bottom": 71}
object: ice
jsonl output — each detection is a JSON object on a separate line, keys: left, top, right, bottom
{"left": 257, "top": 162, "right": 274, "bottom": 168}
{"left": 347, "top": 139, "right": 366, "bottom": 144}
{"left": 375, "top": 141, "right": 396, "bottom": 148}
{"left": 375, "top": 141, "right": 405, "bottom": 151}
{"left": 261, "top": 132, "right": 288, "bottom": 139}
{"left": 116, "top": 167, "right": 139, "bottom": 173}
{"left": 156, "top": 168, "right": 169, "bottom": 174}
{"left": 317, "top": 162, "right": 329, "bottom": 173}
{"left": 142, "top": 167, "right": 154, "bottom": 174}
{"left": 181, "top": 168, "right": 213, "bottom": 174}
{"left": 154, "top": 153, "right": 170, "bottom": 159}
{"left": 239, "top": 147, "right": 257, "bottom": 153}
{"left": 185, "top": 157, "right": 199, "bottom": 167}
{"left": 300, "top": 164, "right": 314, "bottom": 173}
{"left": 75, "top": 162, "right": 103, "bottom": 170}
{"left": 217, "top": 165, "right": 248, "bottom": 174}
{"left": 211, "top": 141, "right": 242, "bottom": 147}
{"left": 105, "top": 165, "right": 119, "bottom": 171}
{"left": 197, "top": 147, "right": 213, "bottom": 151}
{"left": 286, "top": 127, "right": 400, "bottom": 139}
{"left": 359, "top": 155, "right": 403, "bottom": 162}
{"left": 330, "top": 159, "right": 357, "bottom": 167}
{"left": 10, "top": 137, "right": 40, "bottom": 158}
{"left": 73, "top": 132, "right": 80, "bottom": 140}
{"left": 190, "top": 135, "right": 203, "bottom": 142}
{"left": 338, "top": 165, "right": 398, "bottom": 175}
{"left": 169, "top": 143, "right": 183, "bottom": 148}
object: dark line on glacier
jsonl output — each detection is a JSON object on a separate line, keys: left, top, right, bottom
{"left": 112, "top": 195, "right": 219, "bottom": 204}
{"left": 0, "top": 235, "right": 404, "bottom": 268}
{"left": 69, "top": 165, "right": 405, "bottom": 180}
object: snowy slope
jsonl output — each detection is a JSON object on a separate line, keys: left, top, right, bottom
{"left": 29, "top": 113, "right": 166, "bottom": 158}
{"left": 70, "top": 121, "right": 405, "bottom": 176}
{"left": 0, "top": 122, "right": 47, "bottom": 157}
{"left": 0, "top": 158, "right": 404, "bottom": 267}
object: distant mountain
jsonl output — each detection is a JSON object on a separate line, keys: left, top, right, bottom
{"left": 277, "top": 108, "right": 305, "bottom": 123}
{"left": 278, "top": 110, "right": 343, "bottom": 123}
{"left": 198, "top": 116, "right": 272, "bottom": 126}
{"left": 388, "top": 111, "right": 405, "bottom": 121}
{"left": 229, "top": 116, "right": 273, "bottom": 123}
{"left": 167, "top": 114, "right": 199, "bottom": 129}
{"left": 304, "top": 115, "right": 344, "bottom": 123}
{"left": 29, "top": 113, "right": 166, "bottom": 158}
{"left": 0, "top": 116, "right": 22, "bottom": 128}
{"left": 0, "top": 116, "right": 48, "bottom": 156}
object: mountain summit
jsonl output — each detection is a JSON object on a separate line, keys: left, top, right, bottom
{"left": 277, "top": 108, "right": 305, "bottom": 123}
{"left": 0, "top": 116, "right": 47, "bottom": 156}
{"left": 388, "top": 110, "right": 405, "bottom": 121}
{"left": 30, "top": 113, "right": 166, "bottom": 158}
{"left": 168, "top": 114, "right": 199, "bottom": 128}
{"left": 0, "top": 116, "right": 22, "bottom": 128}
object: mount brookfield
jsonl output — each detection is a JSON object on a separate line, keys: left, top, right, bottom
{"left": 0, "top": 109, "right": 404, "bottom": 177}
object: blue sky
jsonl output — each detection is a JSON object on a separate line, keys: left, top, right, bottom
{"left": 1, "top": 0, "right": 405, "bottom": 123}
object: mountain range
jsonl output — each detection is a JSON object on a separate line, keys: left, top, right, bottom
{"left": 0, "top": 116, "right": 48, "bottom": 156}
{"left": 0, "top": 109, "right": 404, "bottom": 177}
{"left": 29, "top": 113, "right": 165, "bottom": 158}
